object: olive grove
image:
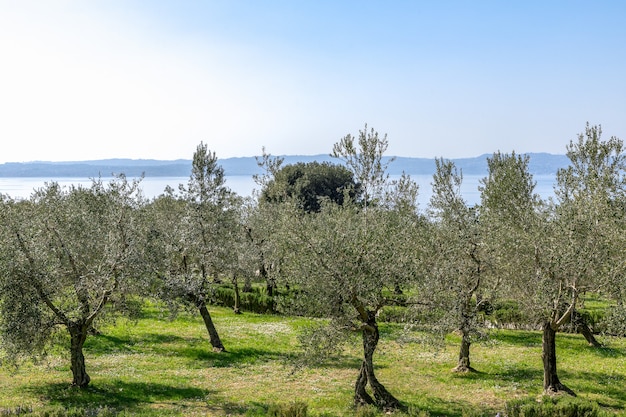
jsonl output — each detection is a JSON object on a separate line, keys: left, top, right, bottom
{"left": 0, "top": 123, "right": 624, "bottom": 409}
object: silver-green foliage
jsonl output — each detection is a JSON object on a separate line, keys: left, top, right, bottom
{"left": 275, "top": 126, "right": 421, "bottom": 409}
{"left": 418, "top": 159, "right": 490, "bottom": 371}
{"left": 0, "top": 176, "right": 143, "bottom": 372}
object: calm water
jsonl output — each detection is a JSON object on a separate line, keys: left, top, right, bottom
{"left": 0, "top": 174, "right": 557, "bottom": 207}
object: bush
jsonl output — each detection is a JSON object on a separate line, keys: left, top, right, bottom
{"left": 354, "top": 405, "right": 380, "bottom": 417}
{"left": 267, "top": 401, "right": 308, "bottom": 417}
{"left": 0, "top": 406, "right": 118, "bottom": 417}
{"left": 505, "top": 396, "right": 613, "bottom": 417}
{"left": 211, "top": 284, "right": 276, "bottom": 314}
{"left": 377, "top": 306, "right": 408, "bottom": 323}
{"left": 598, "top": 305, "right": 626, "bottom": 337}
{"left": 489, "top": 300, "right": 528, "bottom": 329}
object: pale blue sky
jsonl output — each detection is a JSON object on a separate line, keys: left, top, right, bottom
{"left": 1, "top": 1, "right": 625, "bottom": 163}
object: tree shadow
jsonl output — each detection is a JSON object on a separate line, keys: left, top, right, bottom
{"left": 20, "top": 380, "right": 214, "bottom": 411}
{"left": 89, "top": 329, "right": 367, "bottom": 371}
{"left": 585, "top": 345, "right": 626, "bottom": 358}
{"left": 491, "top": 330, "right": 542, "bottom": 347}
{"left": 563, "top": 369, "right": 626, "bottom": 402}
{"left": 194, "top": 346, "right": 294, "bottom": 367}
{"left": 456, "top": 365, "right": 543, "bottom": 384}
{"left": 317, "top": 354, "right": 364, "bottom": 370}
{"left": 404, "top": 396, "right": 499, "bottom": 417}
{"left": 85, "top": 331, "right": 195, "bottom": 354}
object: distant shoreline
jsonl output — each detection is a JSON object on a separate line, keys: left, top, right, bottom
{"left": 0, "top": 153, "right": 569, "bottom": 178}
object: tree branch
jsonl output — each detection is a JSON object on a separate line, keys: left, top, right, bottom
{"left": 47, "top": 223, "right": 91, "bottom": 316}
{"left": 15, "top": 230, "right": 70, "bottom": 326}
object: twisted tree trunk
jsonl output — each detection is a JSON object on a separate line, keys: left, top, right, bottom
{"left": 353, "top": 312, "right": 402, "bottom": 411}
{"left": 69, "top": 322, "right": 90, "bottom": 387}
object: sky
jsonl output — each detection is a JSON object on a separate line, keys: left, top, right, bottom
{"left": 1, "top": 1, "right": 625, "bottom": 163}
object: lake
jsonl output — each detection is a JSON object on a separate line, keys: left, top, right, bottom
{"left": 0, "top": 174, "right": 558, "bottom": 207}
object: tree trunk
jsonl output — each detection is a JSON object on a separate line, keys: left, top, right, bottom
{"left": 542, "top": 321, "right": 575, "bottom": 396}
{"left": 232, "top": 274, "right": 242, "bottom": 314}
{"left": 393, "top": 283, "right": 403, "bottom": 295}
{"left": 453, "top": 297, "right": 476, "bottom": 373}
{"left": 354, "top": 363, "right": 374, "bottom": 407}
{"left": 198, "top": 304, "right": 226, "bottom": 352}
{"left": 69, "top": 323, "right": 90, "bottom": 387}
{"left": 572, "top": 311, "right": 601, "bottom": 347}
{"left": 266, "top": 277, "right": 276, "bottom": 297}
{"left": 257, "top": 255, "right": 276, "bottom": 297}
{"left": 578, "top": 322, "right": 601, "bottom": 347}
{"left": 453, "top": 329, "right": 474, "bottom": 372}
{"left": 354, "top": 312, "right": 403, "bottom": 411}
{"left": 243, "top": 275, "right": 253, "bottom": 293}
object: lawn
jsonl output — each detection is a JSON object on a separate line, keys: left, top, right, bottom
{"left": 1, "top": 304, "right": 625, "bottom": 416}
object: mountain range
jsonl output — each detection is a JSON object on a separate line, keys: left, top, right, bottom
{"left": 0, "top": 153, "right": 570, "bottom": 178}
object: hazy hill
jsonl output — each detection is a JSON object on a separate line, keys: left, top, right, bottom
{"left": 0, "top": 153, "right": 570, "bottom": 178}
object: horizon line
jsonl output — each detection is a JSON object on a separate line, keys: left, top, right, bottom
{"left": 1, "top": 151, "right": 567, "bottom": 165}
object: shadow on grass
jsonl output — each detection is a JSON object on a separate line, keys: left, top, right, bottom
{"left": 490, "top": 329, "right": 542, "bottom": 347}
{"left": 89, "top": 330, "right": 366, "bottom": 370}
{"left": 563, "top": 369, "right": 626, "bottom": 403}
{"left": 194, "top": 346, "right": 293, "bottom": 367}
{"left": 455, "top": 365, "right": 543, "bottom": 384}
{"left": 405, "top": 396, "right": 499, "bottom": 417}
{"left": 86, "top": 332, "right": 193, "bottom": 354}
{"left": 207, "top": 347, "right": 364, "bottom": 372}
{"left": 205, "top": 400, "right": 273, "bottom": 416}
{"left": 585, "top": 344, "right": 626, "bottom": 358}
{"left": 21, "top": 380, "right": 213, "bottom": 411}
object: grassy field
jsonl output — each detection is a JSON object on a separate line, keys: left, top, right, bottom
{"left": 1, "top": 304, "right": 625, "bottom": 416}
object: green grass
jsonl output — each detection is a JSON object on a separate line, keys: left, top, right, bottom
{"left": 1, "top": 304, "right": 625, "bottom": 416}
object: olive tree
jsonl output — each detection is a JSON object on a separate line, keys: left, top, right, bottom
{"left": 479, "top": 150, "right": 576, "bottom": 394}
{"left": 144, "top": 142, "right": 241, "bottom": 352}
{"left": 241, "top": 149, "right": 287, "bottom": 296}
{"left": 419, "top": 158, "right": 490, "bottom": 373}
{"left": 479, "top": 150, "right": 541, "bottom": 317}
{"left": 537, "top": 124, "right": 626, "bottom": 394}
{"left": 251, "top": 154, "right": 362, "bottom": 296}
{"left": 0, "top": 176, "right": 144, "bottom": 387}
{"left": 238, "top": 198, "right": 286, "bottom": 297}
{"left": 275, "top": 127, "right": 422, "bottom": 411}
{"left": 331, "top": 123, "right": 395, "bottom": 209}
{"left": 481, "top": 125, "right": 626, "bottom": 396}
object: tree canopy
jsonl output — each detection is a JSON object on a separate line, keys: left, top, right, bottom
{"left": 0, "top": 176, "right": 144, "bottom": 386}
{"left": 260, "top": 161, "right": 359, "bottom": 213}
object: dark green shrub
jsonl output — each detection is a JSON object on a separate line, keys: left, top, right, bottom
{"left": 240, "top": 290, "right": 275, "bottom": 314}
{"left": 267, "top": 401, "right": 308, "bottom": 417}
{"left": 211, "top": 284, "right": 276, "bottom": 314}
{"left": 0, "top": 406, "right": 118, "bottom": 417}
{"left": 377, "top": 305, "right": 408, "bottom": 323}
{"left": 598, "top": 305, "right": 626, "bottom": 337}
{"left": 505, "top": 396, "right": 613, "bottom": 417}
{"left": 490, "top": 300, "right": 528, "bottom": 328}
{"left": 353, "top": 405, "right": 380, "bottom": 417}
{"left": 563, "top": 309, "right": 604, "bottom": 336}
